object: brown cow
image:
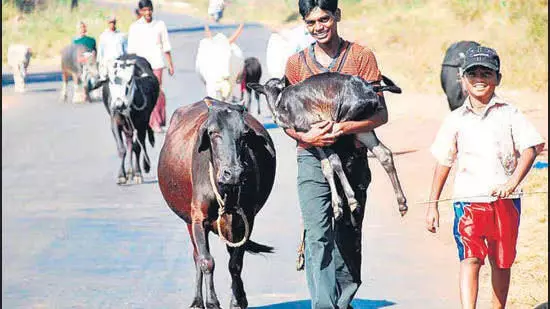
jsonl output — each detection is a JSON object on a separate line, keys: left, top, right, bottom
{"left": 158, "top": 98, "right": 276, "bottom": 309}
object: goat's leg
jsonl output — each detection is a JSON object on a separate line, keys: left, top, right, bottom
{"left": 254, "top": 91, "right": 261, "bottom": 115}
{"left": 187, "top": 223, "right": 205, "bottom": 309}
{"left": 315, "top": 147, "right": 343, "bottom": 221}
{"left": 356, "top": 131, "right": 408, "bottom": 216}
{"left": 325, "top": 150, "right": 360, "bottom": 224}
{"left": 192, "top": 218, "right": 221, "bottom": 309}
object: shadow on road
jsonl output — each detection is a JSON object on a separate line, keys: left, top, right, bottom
{"left": 250, "top": 299, "right": 396, "bottom": 309}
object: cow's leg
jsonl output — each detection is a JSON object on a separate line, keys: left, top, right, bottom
{"left": 315, "top": 147, "right": 343, "bottom": 221}
{"left": 124, "top": 129, "right": 134, "bottom": 181}
{"left": 356, "top": 131, "right": 408, "bottom": 216}
{"left": 192, "top": 218, "right": 221, "bottom": 309}
{"left": 132, "top": 133, "right": 143, "bottom": 184}
{"left": 13, "top": 64, "right": 25, "bottom": 93}
{"left": 227, "top": 245, "right": 247, "bottom": 309}
{"left": 61, "top": 71, "right": 69, "bottom": 102}
{"left": 187, "top": 223, "right": 205, "bottom": 309}
{"left": 111, "top": 119, "right": 127, "bottom": 184}
{"left": 72, "top": 73, "right": 84, "bottom": 103}
{"left": 137, "top": 127, "right": 152, "bottom": 174}
{"left": 325, "top": 149, "right": 359, "bottom": 215}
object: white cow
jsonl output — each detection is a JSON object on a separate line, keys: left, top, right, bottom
{"left": 266, "top": 25, "right": 314, "bottom": 79}
{"left": 7, "top": 44, "right": 32, "bottom": 93}
{"left": 195, "top": 23, "right": 244, "bottom": 102}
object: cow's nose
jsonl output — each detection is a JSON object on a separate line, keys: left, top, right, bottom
{"left": 218, "top": 166, "right": 243, "bottom": 185}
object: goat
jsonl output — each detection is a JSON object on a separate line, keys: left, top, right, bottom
{"left": 248, "top": 72, "right": 408, "bottom": 224}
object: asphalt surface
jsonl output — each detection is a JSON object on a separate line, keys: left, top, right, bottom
{"left": 2, "top": 3, "right": 476, "bottom": 309}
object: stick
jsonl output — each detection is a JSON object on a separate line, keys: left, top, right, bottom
{"left": 415, "top": 191, "right": 548, "bottom": 204}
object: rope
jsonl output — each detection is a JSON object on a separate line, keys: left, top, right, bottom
{"left": 208, "top": 154, "right": 250, "bottom": 248}
{"left": 415, "top": 191, "right": 548, "bottom": 204}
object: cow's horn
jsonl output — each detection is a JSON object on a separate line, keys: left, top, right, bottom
{"left": 228, "top": 23, "right": 244, "bottom": 44}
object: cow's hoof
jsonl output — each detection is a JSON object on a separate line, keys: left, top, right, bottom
{"left": 133, "top": 175, "right": 143, "bottom": 184}
{"left": 190, "top": 297, "right": 205, "bottom": 309}
{"left": 117, "top": 176, "right": 127, "bottom": 185}
{"left": 230, "top": 295, "right": 248, "bottom": 309}
{"left": 205, "top": 301, "right": 221, "bottom": 309}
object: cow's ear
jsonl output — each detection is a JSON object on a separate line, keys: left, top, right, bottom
{"left": 198, "top": 126, "right": 210, "bottom": 152}
{"left": 247, "top": 83, "right": 264, "bottom": 94}
{"left": 245, "top": 126, "right": 276, "bottom": 158}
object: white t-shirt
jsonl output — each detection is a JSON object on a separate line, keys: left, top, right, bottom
{"left": 127, "top": 18, "right": 171, "bottom": 70}
{"left": 98, "top": 29, "right": 126, "bottom": 64}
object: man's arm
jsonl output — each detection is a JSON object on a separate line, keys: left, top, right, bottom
{"left": 165, "top": 51, "right": 174, "bottom": 76}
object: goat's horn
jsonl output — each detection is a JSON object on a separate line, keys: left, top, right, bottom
{"left": 228, "top": 23, "right": 244, "bottom": 44}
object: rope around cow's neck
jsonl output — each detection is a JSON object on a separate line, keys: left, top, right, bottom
{"left": 208, "top": 161, "right": 250, "bottom": 248}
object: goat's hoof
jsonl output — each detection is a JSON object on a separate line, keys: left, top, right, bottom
{"left": 333, "top": 207, "right": 344, "bottom": 221}
{"left": 399, "top": 204, "right": 408, "bottom": 217}
{"left": 117, "top": 176, "right": 127, "bottom": 185}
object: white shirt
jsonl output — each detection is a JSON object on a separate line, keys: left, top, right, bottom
{"left": 208, "top": 0, "right": 224, "bottom": 14}
{"left": 430, "top": 95, "right": 545, "bottom": 202}
{"left": 97, "top": 29, "right": 126, "bottom": 64}
{"left": 127, "top": 18, "right": 171, "bottom": 70}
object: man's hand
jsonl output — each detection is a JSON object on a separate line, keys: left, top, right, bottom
{"left": 168, "top": 63, "right": 174, "bottom": 76}
{"left": 300, "top": 120, "right": 339, "bottom": 147}
{"left": 425, "top": 204, "right": 439, "bottom": 233}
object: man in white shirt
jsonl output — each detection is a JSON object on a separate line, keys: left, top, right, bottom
{"left": 127, "top": 0, "right": 174, "bottom": 133}
{"left": 97, "top": 16, "right": 127, "bottom": 80}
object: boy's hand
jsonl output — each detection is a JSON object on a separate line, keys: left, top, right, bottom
{"left": 490, "top": 182, "right": 517, "bottom": 199}
{"left": 425, "top": 204, "right": 440, "bottom": 233}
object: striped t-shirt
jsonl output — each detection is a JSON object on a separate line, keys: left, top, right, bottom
{"left": 284, "top": 40, "right": 382, "bottom": 85}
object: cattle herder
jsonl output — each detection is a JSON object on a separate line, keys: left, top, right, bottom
{"left": 97, "top": 15, "right": 127, "bottom": 81}
{"left": 73, "top": 21, "right": 96, "bottom": 53}
{"left": 282, "top": 0, "right": 390, "bottom": 307}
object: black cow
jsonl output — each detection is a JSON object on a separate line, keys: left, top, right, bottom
{"left": 441, "top": 40, "right": 480, "bottom": 110}
{"left": 249, "top": 72, "right": 408, "bottom": 223}
{"left": 101, "top": 54, "right": 159, "bottom": 184}
{"left": 238, "top": 57, "right": 263, "bottom": 114}
{"left": 158, "top": 98, "right": 276, "bottom": 309}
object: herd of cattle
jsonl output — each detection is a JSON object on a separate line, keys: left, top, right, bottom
{"left": 7, "top": 27, "right": 482, "bottom": 308}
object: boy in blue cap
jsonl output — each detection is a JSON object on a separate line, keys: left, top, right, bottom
{"left": 426, "top": 45, "right": 545, "bottom": 308}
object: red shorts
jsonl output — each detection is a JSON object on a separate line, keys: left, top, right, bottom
{"left": 453, "top": 199, "right": 521, "bottom": 268}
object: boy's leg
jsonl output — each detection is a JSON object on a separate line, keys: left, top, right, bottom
{"left": 459, "top": 257, "right": 483, "bottom": 309}
{"left": 487, "top": 198, "right": 521, "bottom": 309}
{"left": 488, "top": 257, "right": 511, "bottom": 309}
{"left": 297, "top": 150, "right": 338, "bottom": 309}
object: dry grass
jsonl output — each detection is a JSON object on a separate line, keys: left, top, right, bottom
{"left": 172, "top": 0, "right": 548, "bottom": 94}
{"left": 2, "top": 1, "right": 135, "bottom": 67}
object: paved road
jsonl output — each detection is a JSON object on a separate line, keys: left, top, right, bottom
{"left": 2, "top": 4, "right": 479, "bottom": 309}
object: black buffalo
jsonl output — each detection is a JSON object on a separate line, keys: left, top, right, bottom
{"left": 441, "top": 40, "right": 480, "bottom": 110}
{"left": 101, "top": 54, "right": 159, "bottom": 184}
{"left": 158, "top": 98, "right": 276, "bottom": 309}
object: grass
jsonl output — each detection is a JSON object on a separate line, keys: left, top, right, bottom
{"left": 2, "top": 0, "right": 136, "bottom": 67}
{"left": 169, "top": 0, "right": 548, "bottom": 94}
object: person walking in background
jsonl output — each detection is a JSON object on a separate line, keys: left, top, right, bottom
{"left": 426, "top": 46, "right": 545, "bottom": 309}
{"left": 97, "top": 15, "right": 127, "bottom": 80}
{"left": 127, "top": 0, "right": 174, "bottom": 133}
{"left": 208, "top": 0, "right": 225, "bottom": 23}
{"left": 283, "top": 0, "right": 389, "bottom": 307}
{"left": 73, "top": 21, "right": 96, "bottom": 53}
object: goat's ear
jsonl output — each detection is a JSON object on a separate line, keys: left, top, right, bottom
{"left": 247, "top": 82, "right": 265, "bottom": 94}
{"left": 197, "top": 126, "right": 210, "bottom": 152}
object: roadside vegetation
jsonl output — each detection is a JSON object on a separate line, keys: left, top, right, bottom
{"left": 2, "top": 0, "right": 135, "bottom": 66}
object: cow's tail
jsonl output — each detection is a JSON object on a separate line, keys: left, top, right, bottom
{"left": 244, "top": 240, "right": 275, "bottom": 254}
{"left": 147, "top": 125, "right": 155, "bottom": 147}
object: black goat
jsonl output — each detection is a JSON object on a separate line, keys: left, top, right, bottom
{"left": 248, "top": 72, "right": 408, "bottom": 222}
